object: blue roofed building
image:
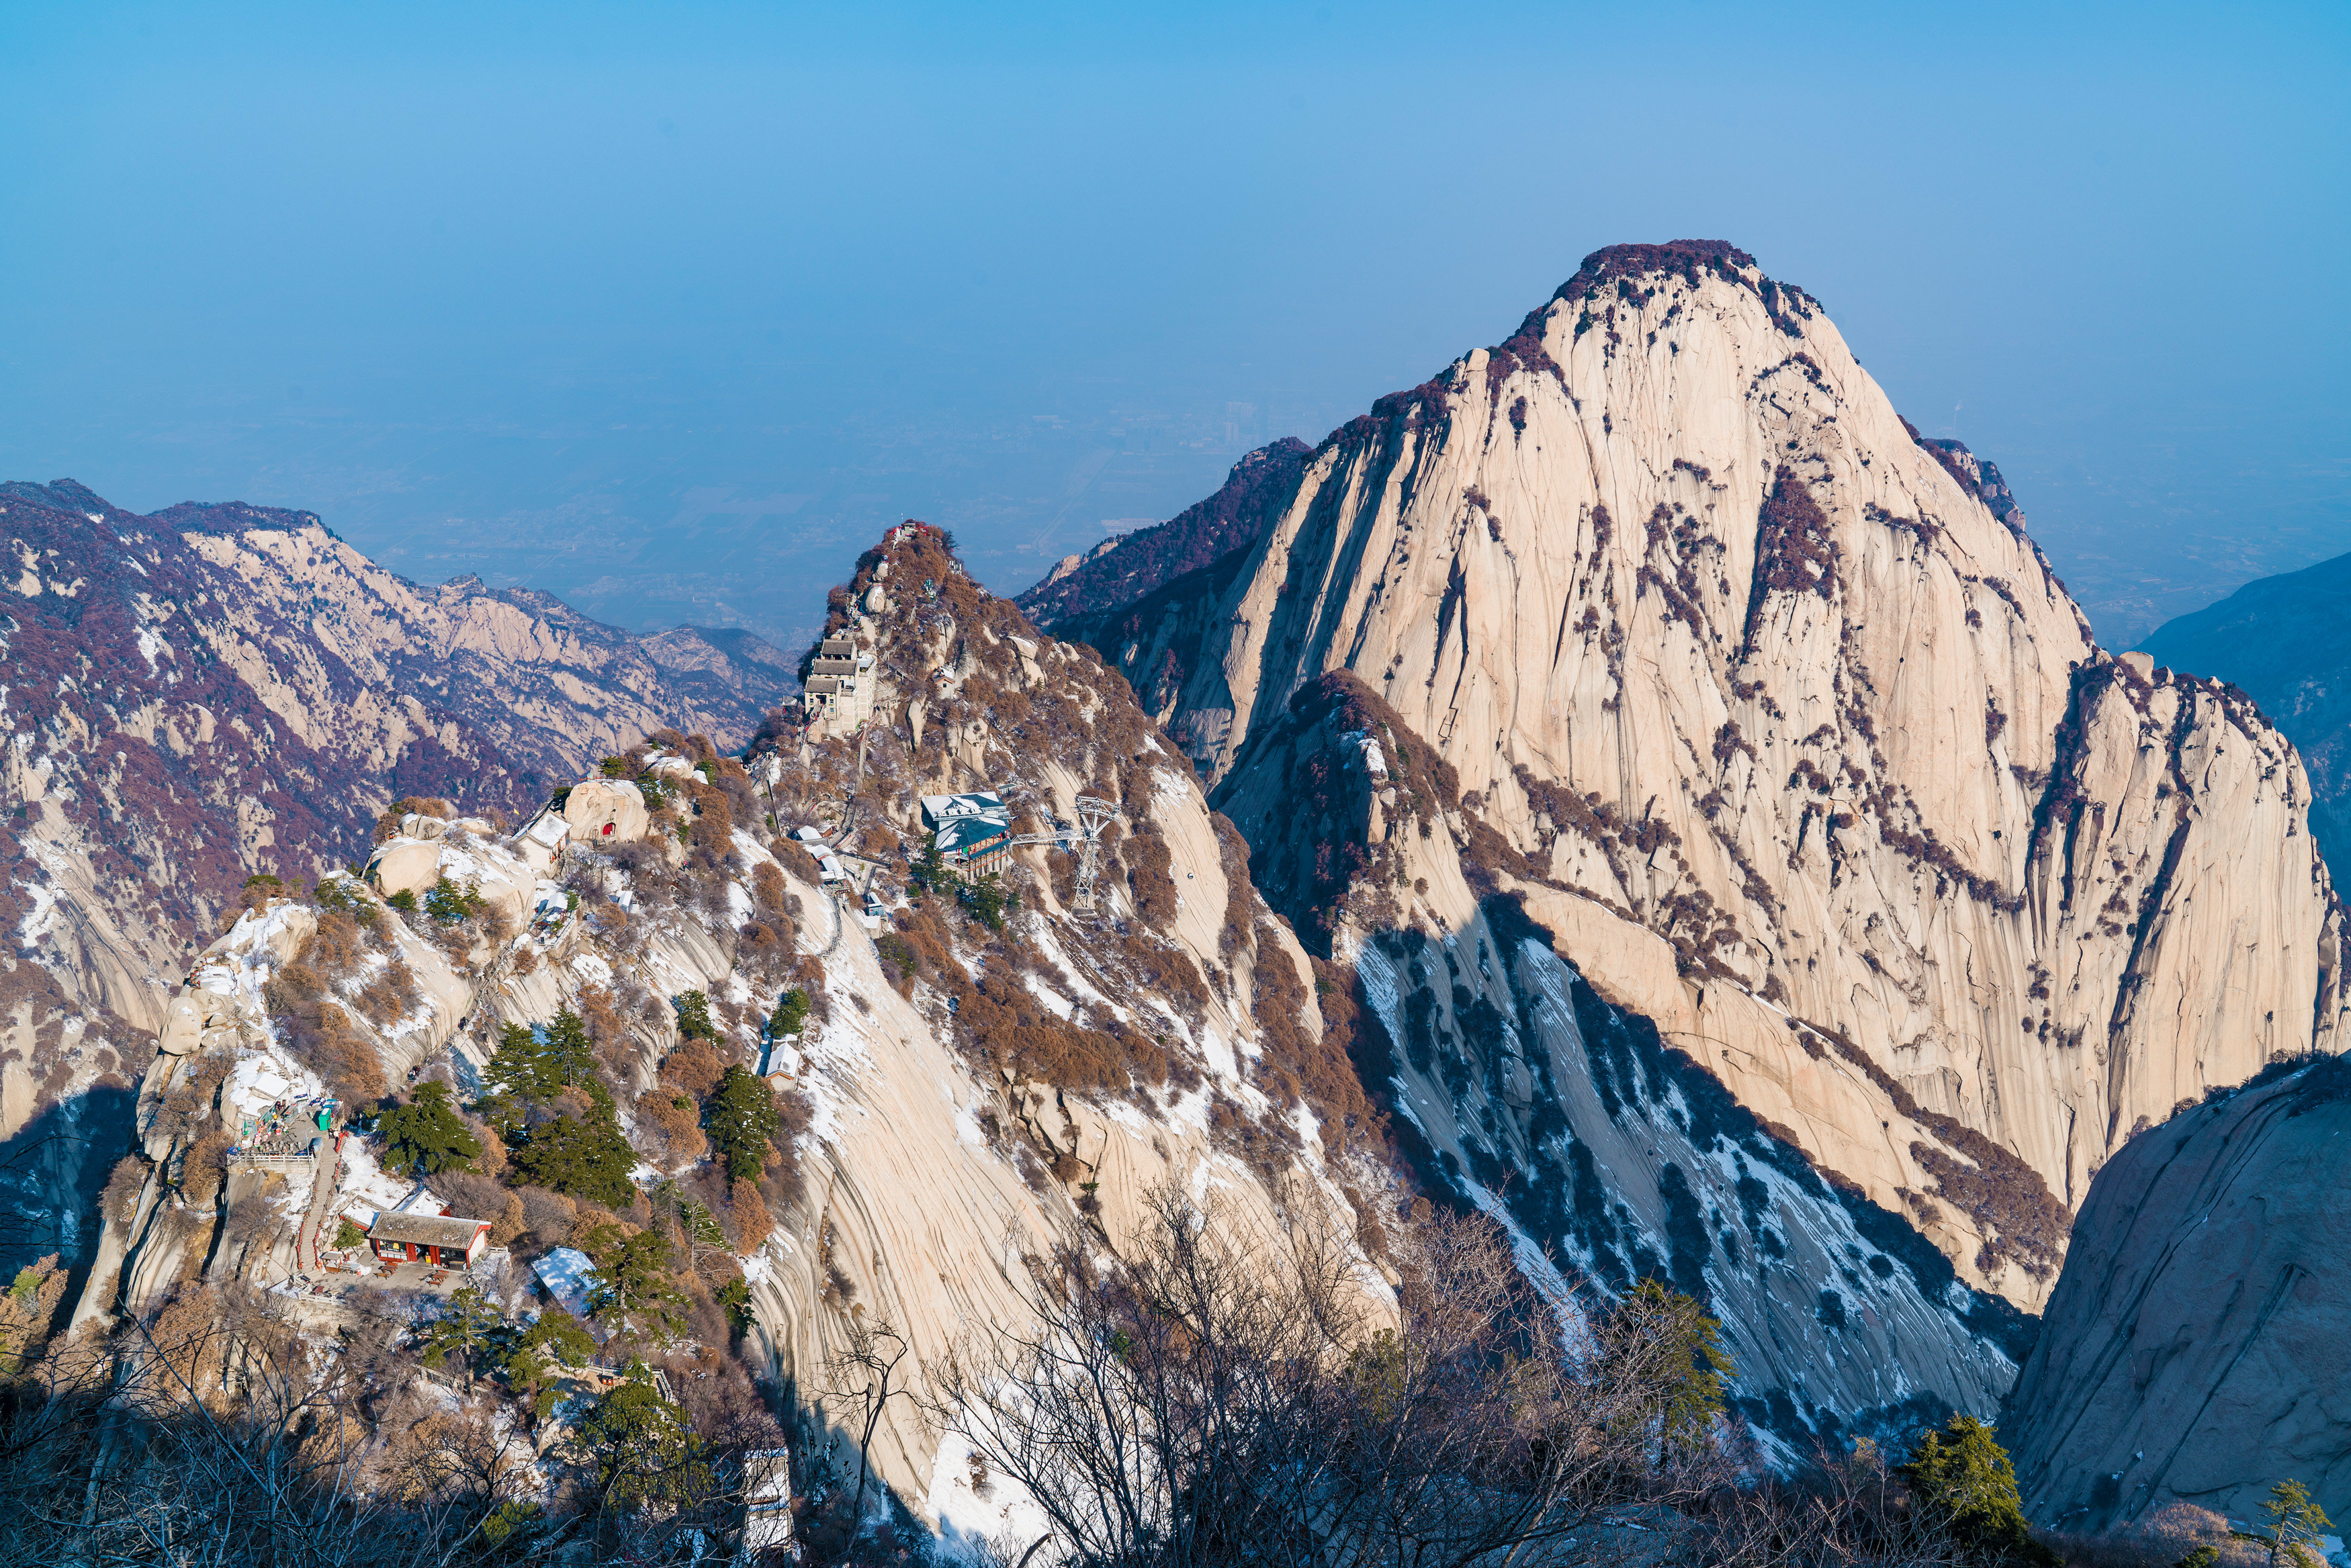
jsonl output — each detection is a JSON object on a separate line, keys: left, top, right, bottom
{"left": 921, "top": 791, "right": 1014, "bottom": 878}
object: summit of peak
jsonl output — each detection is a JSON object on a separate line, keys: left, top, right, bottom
{"left": 1534, "top": 238, "right": 1822, "bottom": 336}
{"left": 1564, "top": 238, "right": 1757, "bottom": 289}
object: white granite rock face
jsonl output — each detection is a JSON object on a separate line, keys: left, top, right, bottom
{"left": 1144, "top": 244, "right": 2344, "bottom": 1305}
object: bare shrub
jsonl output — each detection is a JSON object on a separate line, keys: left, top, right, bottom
{"left": 353, "top": 958, "right": 419, "bottom": 1026}
{"left": 2041, "top": 1502, "right": 2264, "bottom": 1568}
{"left": 933, "top": 1189, "right": 1742, "bottom": 1568}
{"left": 429, "top": 1170, "right": 524, "bottom": 1248}
{"left": 726, "top": 1179, "right": 774, "bottom": 1254}
{"left": 179, "top": 1127, "right": 232, "bottom": 1205}
{"left": 658, "top": 1039, "right": 727, "bottom": 1099}
{"left": 101, "top": 1152, "right": 152, "bottom": 1228}
{"left": 515, "top": 1185, "right": 578, "bottom": 1246}
{"left": 634, "top": 1089, "right": 709, "bottom": 1164}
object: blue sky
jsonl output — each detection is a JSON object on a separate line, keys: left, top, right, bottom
{"left": 3, "top": 1, "right": 2344, "bottom": 651}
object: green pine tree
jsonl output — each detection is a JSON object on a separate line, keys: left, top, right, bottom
{"left": 417, "top": 1285, "right": 506, "bottom": 1388}
{"left": 423, "top": 876, "right": 487, "bottom": 924}
{"left": 497, "top": 1308, "right": 597, "bottom": 1420}
{"left": 482, "top": 1012, "right": 598, "bottom": 1123}
{"left": 1610, "top": 1278, "right": 1735, "bottom": 1451}
{"left": 572, "top": 1362, "right": 711, "bottom": 1508}
{"left": 769, "top": 988, "right": 809, "bottom": 1038}
{"left": 959, "top": 872, "right": 1009, "bottom": 931}
{"left": 672, "top": 990, "right": 714, "bottom": 1040}
{"left": 580, "top": 1224, "right": 684, "bottom": 1340}
{"left": 715, "top": 1275, "right": 754, "bottom": 1330}
{"left": 379, "top": 1081, "right": 483, "bottom": 1175}
{"left": 910, "top": 834, "right": 949, "bottom": 894}
{"left": 705, "top": 1065, "right": 780, "bottom": 1183}
{"left": 1900, "top": 1415, "right": 2055, "bottom": 1567}
{"left": 2264, "top": 1479, "right": 2334, "bottom": 1568}
{"left": 509, "top": 1112, "right": 639, "bottom": 1208}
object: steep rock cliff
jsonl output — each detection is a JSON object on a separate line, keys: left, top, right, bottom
{"left": 71, "top": 526, "right": 1368, "bottom": 1534}
{"left": 1070, "top": 241, "right": 2345, "bottom": 1311}
{"left": 852, "top": 524, "right": 2037, "bottom": 1446}
{"left": 2003, "top": 1055, "right": 2351, "bottom": 1531}
{"left": 1213, "top": 672, "right": 2034, "bottom": 1447}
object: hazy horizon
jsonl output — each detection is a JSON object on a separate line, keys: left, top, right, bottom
{"left": 4, "top": 1, "right": 2344, "bottom": 655}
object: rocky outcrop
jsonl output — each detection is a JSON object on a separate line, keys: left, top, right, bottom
{"left": 71, "top": 527, "right": 1370, "bottom": 1534}
{"left": 1069, "top": 240, "right": 2344, "bottom": 1311}
{"left": 2003, "top": 1056, "right": 2351, "bottom": 1532}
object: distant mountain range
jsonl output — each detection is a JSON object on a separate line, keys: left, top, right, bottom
{"left": 0, "top": 475, "right": 793, "bottom": 1134}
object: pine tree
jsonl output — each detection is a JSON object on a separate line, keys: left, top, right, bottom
{"left": 482, "top": 1011, "right": 598, "bottom": 1125}
{"left": 959, "top": 872, "right": 1010, "bottom": 931}
{"left": 1900, "top": 1415, "right": 2055, "bottom": 1566}
{"left": 379, "top": 1081, "right": 483, "bottom": 1175}
{"left": 910, "top": 833, "right": 949, "bottom": 894}
{"left": 706, "top": 1065, "right": 780, "bottom": 1183}
{"left": 672, "top": 990, "right": 714, "bottom": 1040}
{"left": 580, "top": 1224, "right": 684, "bottom": 1340}
{"left": 497, "top": 1308, "right": 597, "bottom": 1420}
{"left": 572, "top": 1362, "right": 711, "bottom": 1508}
{"left": 769, "top": 988, "right": 809, "bottom": 1038}
{"left": 2264, "top": 1479, "right": 2333, "bottom": 1568}
{"left": 422, "top": 876, "right": 486, "bottom": 925}
{"left": 417, "top": 1285, "right": 505, "bottom": 1388}
{"left": 1609, "top": 1279, "right": 1735, "bottom": 1451}
{"left": 509, "top": 1112, "right": 638, "bottom": 1207}
{"left": 541, "top": 1009, "right": 597, "bottom": 1087}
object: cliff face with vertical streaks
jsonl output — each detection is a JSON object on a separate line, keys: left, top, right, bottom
{"left": 1043, "top": 241, "right": 2346, "bottom": 1313}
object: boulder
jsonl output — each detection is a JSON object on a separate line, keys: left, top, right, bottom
{"left": 2004, "top": 1057, "right": 2351, "bottom": 1531}
{"left": 564, "top": 779, "right": 650, "bottom": 845}
{"left": 157, "top": 993, "right": 206, "bottom": 1056}
{"left": 462, "top": 855, "right": 532, "bottom": 934}
{"left": 368, "top": 837, "right": 442, "bottom": 899}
